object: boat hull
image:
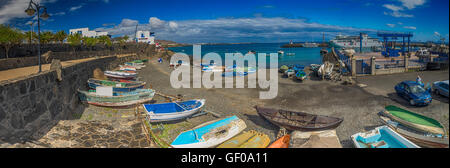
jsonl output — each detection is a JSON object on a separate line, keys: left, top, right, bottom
{"left": 171, "top": 116, "right": 247, "bottom": 148}
{"left": 268, "top": 134, "right": 291, "bottom": 148}
{"left": 383, "top": 105, "right": 445, "bottom": 135}
{"left": 380, "top": 115, "right": 449, "bottom": 148}
{"left": 78, "top": 89, "right": 155, "bottom": 107}
{"left": 87, "top": 78, "right": 145, "bottom": 92}
{"left": 351, "top": 126, "right": 420, "bottom": 148}
{"left": 255, "top": 106, "right": 343, "bottom": 131}
{"left": 144, "top": 99, "right": 206, "bottom": 122}
{"left": 217, "top": 130, "right": 270, "bottom": 148}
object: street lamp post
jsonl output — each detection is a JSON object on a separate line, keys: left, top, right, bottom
{"left": 25, "top": 0, "right": 50, "bottom": 73}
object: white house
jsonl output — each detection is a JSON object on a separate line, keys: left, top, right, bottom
{"left": 69, "top": 28, "right": 108, "bottom": 38}
{"left": 135, "top": 31, "right": 155, "bottom": 44}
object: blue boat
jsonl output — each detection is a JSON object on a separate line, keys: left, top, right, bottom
{"left": 222, "top": 71, "right": 248, "bottom": 77}
{"left": 295, "top": 70, "right": 307, "bottom": 81}
{"left": 351, "top": 126, "right": 420, "bottom": 148}
{"left": 171, "top": 115, "right": 247, "bottom": 148}
{"left": 143, "top": 99, "right": 206, "bottom": 122}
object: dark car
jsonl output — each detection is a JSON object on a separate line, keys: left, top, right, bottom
{"left": 395, "top": 81, "right": 432, "bottom": 106}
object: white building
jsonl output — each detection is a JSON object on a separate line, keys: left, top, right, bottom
{"left": 69, "top": 28, "right": 108, "bottom": 38}
{"left": 135, "top": 31, "right": 155, "bottom": 44}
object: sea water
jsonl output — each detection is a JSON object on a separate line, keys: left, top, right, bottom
{"left": 168, "top": 43, "right": 324, "bottom": 68}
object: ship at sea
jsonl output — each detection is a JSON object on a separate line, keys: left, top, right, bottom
{"left": 329, "top": 33, "right": 382, "bottom": 48}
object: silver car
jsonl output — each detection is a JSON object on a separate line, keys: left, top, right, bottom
{"left": 432, "top": 80, "right": 449, "bottom": 97}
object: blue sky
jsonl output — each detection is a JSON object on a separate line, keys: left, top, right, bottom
{"left": 1, "top": 0, "right": 448, "bottom": 43}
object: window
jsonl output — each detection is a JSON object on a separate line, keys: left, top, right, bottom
{"left": 440, "top": 83, "right": 448, "bottom": 90}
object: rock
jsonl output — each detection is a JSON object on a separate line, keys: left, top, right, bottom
{"left": 50, "top": 59, "right": 62, "bottom": 81}
{"left": 42, "top": 51, "right": 52, "bottom": 63}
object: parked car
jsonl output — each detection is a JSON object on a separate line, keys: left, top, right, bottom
{"left": 432, "top": 80, "right": 449, "bottom": 98}
{"left": 395, "top": 81, "right": 432, "bottom": 106}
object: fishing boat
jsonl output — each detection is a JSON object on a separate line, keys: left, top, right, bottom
{"left": 170, "top": 115, "right": 247, "bottom": 148}
{"left": 278, "top": 50, "right": 284, "bottom": 55}
{"left": 217, "top": 130, "right": 270, "bottom": 148}
{"left": 255, "top": 106, "right": 343, "bottom": 131}
{"left": 104, "top": 70, "right": 137, "bottom": 80}
{"left": 119, "top": 65, "right": 137, "bottom": 71}
{"left": 292, "top": 65, "right": 305, "bottom": 72}
{"left": 268, "top": 134, "right": 290, "bottom": 148}
{"left": 87, "top": 78, "right": 145, "bottom": 92}
{"left": 351, "top": 126, "right": 420, "bottom": 148}
{"left": 289, "top": 130, "right": 342, "bottom": 148}
{"left": 380, "top": 115, "right": 449, "bottom": 148}
{"left": 295, "top": 70, "right": 307, "bottom": 81}
{"left": 125, "top": 62, "right": 145, "bottom": 69}
{"left": 284, "top": 69, "right": 295, "bottom": 77}
{"left": 143, "top": 99, "right": 206, "bottom": 122}
{"left": 78, "top": 89, "right": 155, "bottom": 107}
{"left": 279, "top": 65, "right": 289, "bottom": 73}
{"left": 382, "top": 105, "right": 446, "bottom": 135}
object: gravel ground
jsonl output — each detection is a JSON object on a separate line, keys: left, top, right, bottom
{"left": 140, "top": 57, "right": 449, "bottom": 148}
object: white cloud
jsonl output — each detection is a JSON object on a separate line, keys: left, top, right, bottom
{"left": 403, "top": 26, "right": 416, "bottom": 30}
{"left": 386, "top": 24, "right": 396, "bottom": 28}
{"left": 0, "top": 0, "right": 58, "bottom": 24}
{"left": 434, "top": 31, "right": 441, "bottom": 37}
{"left": 149, "top": 17, "right": 165, "bottom": 29}
{"left": 399, "top": 0, "right": 426, "bottom": 9}
{"left": 95, "top": 17, "right": 379, "bottom": 43}
{"left": 383, "top": 4, "right": 404, "bottom": 11}
{"left": 69, "top": 4, "right": 83, "bottom": 12}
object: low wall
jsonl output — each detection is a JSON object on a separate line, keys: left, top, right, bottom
{"left": 0, "top": 44, "right": 155, "bottom": 71}
{"left": 0, "top": 52, "right": 151, "bottom": 143}
{"left": 374, "top": 68, "right": 405, "bottom": 75}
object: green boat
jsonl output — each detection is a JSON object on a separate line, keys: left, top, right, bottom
{"left": 382, "top": 105, "right": 446, "bottom": 135}
{"left": 279, "top": 65, "right": 289, "bottom": 73}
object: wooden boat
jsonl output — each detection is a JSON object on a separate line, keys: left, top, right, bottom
{"left": 289, "top": 130, "right": 342, "bottom": 148}
{"left": 171, "top": 116, "right": 246, "bottom": 148}
{"left": 87, "top": 78, "right": 145, "bottom": 92}
{"left": 78, "top": 89, "right": 155, "bottom": 107}
{"left": 279, "top": 65, "right": 289, "bottom": 73}
{"left": 295, "top": 70, "right": 307, "bottom": 81}
{"left": 104, "top": 70, "right": 137, "bottom": 80}
{"left": 143, "top": 99, "right": 206, "bottom": 122}
{"left": 119, "top": 65, "right": 137, "bottom": 71}
{"left": 217, "top": 130, "right": 270, "bottom": 148}
{"left": 255, "top": 106, "right": 343, "bottom": 131}
{"left": 351, "top": 126, "right": 420, "bottom": 148}
{"left": 268, "top": 134, "right": 290, "bottom": 148}
{"left": 284, "top": 69, "right": 295, "bottom": 77}
{"left": 382, "top": 105, "right": 446, "bottom": 135}
{"left": 380, "top": 115, "right": 449, "bottom": 148}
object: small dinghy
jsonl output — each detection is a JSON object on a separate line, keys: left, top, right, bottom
{"left": 382, "top": 105, "right": 446, "bottom": 135}
{"left": 217, "top": 130, "right": 270, "bottom": 148}
{"left": 379, "top": 115, "right": 448, "bottom": 148}
{"left": 143, "top": 99, "right": 206, "bottom": 122}
{"left": 78, "top": 89, "right": 155, "bottom": 107}
{"left": 171, "top": 116, "right": 246, "bottom": 148}
{"left": 255, "top": 106, "right": 343, "bottom": 131}
{"left": 351, "top": 126, "right": 420, "bottom": 148}
{"left": 104, "top": 70, "right": 137, "bottom": 80}
{"left": 87, "top": 78, "right": 145, "bottom": 92}
{"left": 289, "top": 130, "right": 342, "bottom": 148}
{"left": 295, "top": 70, "right": 307, "bottom": 81}
{"left": 284, "top": 69, "right": 295, "bottom": 77}
{"left": 119, "top": 65, "right": 137, "bottom": 71}
{"left": 279, "top": 65, "right": 289, "bottom": 73}
{"left": 268, "top": 134, "right": 290, "bottom": 148}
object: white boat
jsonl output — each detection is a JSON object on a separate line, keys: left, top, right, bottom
{"left": 119, "top": 65, "right": 137, "bottom": 71}
{"left": 143, "top": 99, "right": 206, "bottom": 122}
{"left": 170, "top": 116, "right": 246, "bottom": 148}
{"left": 330, "top": 33, "right": 383, "bottom": 48}
{"left": 351, "top": 126, "right": 420, "bottom": 148}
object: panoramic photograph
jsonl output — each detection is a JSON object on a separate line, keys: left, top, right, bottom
{"left": 0, "top": 0, "right": 449, "bottom": 156}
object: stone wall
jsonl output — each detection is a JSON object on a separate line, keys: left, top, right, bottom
{"left": 0, "top": 50, "right": 153, "bottom": 143}
{"left": 0, "top": 43, "right": 155, "bottom": 71}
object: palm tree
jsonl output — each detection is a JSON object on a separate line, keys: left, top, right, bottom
{"left": 54, "top": 30, "right": 67, "bottom": 44}
{"left": 97, "top": 35, "right": 112, "bottom": 47}
{"left": 0, "top": 25, "right": 25, "bottom": 59}
{"left": 40, "top": 31, "right": 54, "bottom": 44}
